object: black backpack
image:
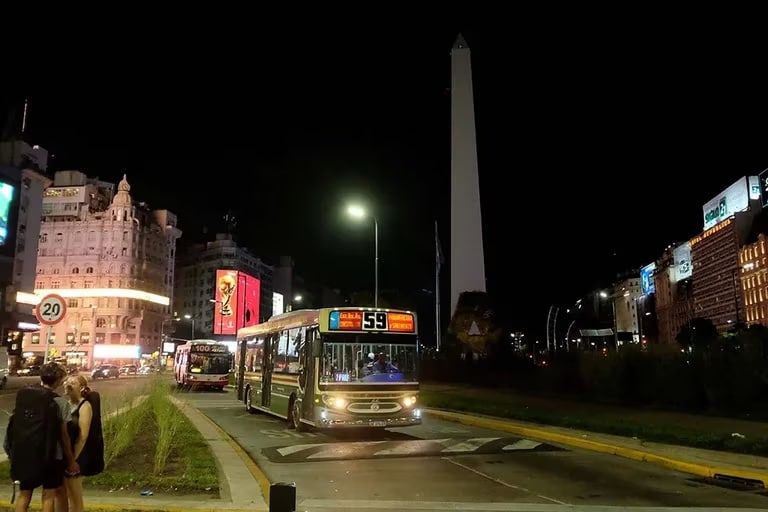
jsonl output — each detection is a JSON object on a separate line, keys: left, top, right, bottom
{"left": 8, "top": 386, "right": 60, "bottom": 482}
{"left": 78, "top": 391, "right": 104, "bottom": 476}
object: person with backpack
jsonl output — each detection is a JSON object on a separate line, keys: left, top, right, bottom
{"left": 61, "top": 375, "right": 104, "bottom": 512}
{"left": 6, "top": 363, "right": 79, "bottom": 512}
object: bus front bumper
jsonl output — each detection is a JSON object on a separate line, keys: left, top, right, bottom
{"left": 316, "top": 407, "right": 422, "bottom": 428}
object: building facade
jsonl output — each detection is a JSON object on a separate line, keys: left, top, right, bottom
{"left": 173, "top": 233, "right": 275, "bottom": 340}
{"left": 690, "top": 218, "right": 742, "bottom": 332}
{"left": 740, "top": 233, "right": 768, "bottom": 327}
{"left": 0, "top": 140, "right": 52, "bottom": 367}
{"left": 23, "top": 172, "right": 181, "bottom": 368}
{"left": 613, "top": 277, "right": 642, "bottom": 343}
{"left": 654, "top": 243, "right": 694, "bottom": 344}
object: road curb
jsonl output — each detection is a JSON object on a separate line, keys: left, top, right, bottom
{"left": 0, "top": 502, "right": 257, "bottom": 512}
{"left": 194, "top": 405, "right": 273, "bottom": 503}
{"left": 425, "top": 408, "right": 768, "bottom": 487}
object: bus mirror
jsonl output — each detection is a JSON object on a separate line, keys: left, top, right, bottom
{"left": 312, "top": 343, "right": 322, "bottom": 358}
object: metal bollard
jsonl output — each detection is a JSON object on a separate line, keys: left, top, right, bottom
{"left": 269, "top": 482, "right": 296, "bottom": 512}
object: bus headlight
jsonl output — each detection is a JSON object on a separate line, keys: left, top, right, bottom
{"left": 321, "top": 395, "right": 347, "bottom": 409}
{"left": 402, "top": 396, "right": 416, "bottom": 408}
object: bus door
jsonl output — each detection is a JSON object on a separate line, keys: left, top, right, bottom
{"left": 299, "top": 328, "right": 318, "bottom": 419}
{"left": 261, "top": 333, "right": 274, "bottom": 408}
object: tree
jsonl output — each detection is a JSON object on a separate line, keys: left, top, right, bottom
{"left": 676, "top": 317, "right": 718, "bottom": 350}
{"left": 445, "top": 292, "right": 502, "bottom": 357}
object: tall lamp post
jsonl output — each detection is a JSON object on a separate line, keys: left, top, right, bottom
{"left": 183, "top": 314, "right": 195, "bottom": 339}
{"left": 346, "top": 204, "right": 379, "bottom": 308}
{"left": 599, "top": 291, "right": 619, "bottom": 349}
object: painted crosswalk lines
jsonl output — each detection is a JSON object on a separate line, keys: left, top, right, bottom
{"left": 263, "top": 436, "right": 559, "bottom": 462}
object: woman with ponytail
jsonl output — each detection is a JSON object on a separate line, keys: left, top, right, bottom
{"left": 62, "top": 375, "right": 104, "bottom": 512}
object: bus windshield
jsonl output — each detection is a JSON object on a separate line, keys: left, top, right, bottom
{"left": 320, "top": 334, "right": 418, "bottom": 384}
{"left": 189, "top": 353, "right": 232, "bottom": 375}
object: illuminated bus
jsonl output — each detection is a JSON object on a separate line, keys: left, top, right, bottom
{"left": 235, "top": 307, "right": 420, "bottom": 430}
{"left": 174, "top": 340, "right": 233, "bottom": 390}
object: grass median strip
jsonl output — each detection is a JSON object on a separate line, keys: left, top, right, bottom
{"left": 420, "top": 386, "right": 768, "bottom": 457}
{"left": 0, "top": 379, "right": 218, "bottom": 495}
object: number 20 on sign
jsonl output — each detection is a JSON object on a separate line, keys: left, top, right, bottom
{"left": 36, "top": 294, "right": 68, "bottom": 326}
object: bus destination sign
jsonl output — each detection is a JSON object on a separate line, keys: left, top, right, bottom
{"left": 191, "top": 344, "right": 229, "bottom": 354}
{"left": 329, "top": 310, "right": 415, "bottom": 333}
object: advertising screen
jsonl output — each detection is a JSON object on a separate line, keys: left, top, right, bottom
{"left": 328, "top": 310, "right": 416, "bottom": 333}
{"left": 640, "top": 263, "right": 656, "bottom": 296}
{"left": 0, "top": 181, "right": 15, "bottom": 246}
{"left": 760, "top": 169, "right": 768, "bottom": 208}
{"left": 702, "top": 177, "right": 750, "bottom": 230}
{"left": 673, "top": 242, "right": 692, "bottom": 283}
{"left": 93, "top": 344, "right": 140, "bottom": 359}
{"left": 213, "top": 269, "right": 261, "bottom": 335}
{"left": 240, "top": 272, "right": 261, "bottom": 328}
{"left": 272, "top": 292, "right": 284, "bottom": 317}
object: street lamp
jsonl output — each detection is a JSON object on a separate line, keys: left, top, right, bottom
{"left": 346, "top": 204, "right": 379, "bottom": 308}
{"left": 184, "top": 314, "right": 195, "bottom": 339}
{"left": 599, "top": 291, "right": 619, "bottom": 349}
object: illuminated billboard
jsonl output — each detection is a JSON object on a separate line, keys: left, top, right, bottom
{"left": 702, "top": 177, "right": 750, "bottom": 230}
{"left": 673, "top": 242, "right": 692, "bottom": 282}
{"left": 640, "top": 263, "right": 656, "bottom": 296}
{"left": 213, "top": 270, "right": 261, "bottom": 335}
{"left": 760, "top": 169, "right": 768, "bottom": 208}
{"left": 328, "top": 310, "right": 416, "bottom": 333}
{"left": 272, "top": 292, "right": 284, "bottom": 317}
{"left": 93, "top": 344, "right": 140, "bottom": 359}
{"left": 0, "top": 181, "right": 15, "bottom": 246}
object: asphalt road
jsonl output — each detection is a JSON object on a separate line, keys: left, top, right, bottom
{"left": 178, "top": 388, "right": 768, "bottom": 512}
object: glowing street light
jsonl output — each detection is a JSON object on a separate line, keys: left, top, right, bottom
{"left": 346, "top": 203, "right": 379, "bottom": 308}
{"left": 183, "top": 314, "right": 194, "bottom": 338}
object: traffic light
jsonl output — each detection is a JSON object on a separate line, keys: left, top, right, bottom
{"left": 5, "top": 329, "right": 23, "bottom": 356}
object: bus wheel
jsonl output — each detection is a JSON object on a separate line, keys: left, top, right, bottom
{"left": 245, "top": 387, "right": 256, "bottom": 413}
{"left": 290, "top": 398, "right": 303, "bottom": 431}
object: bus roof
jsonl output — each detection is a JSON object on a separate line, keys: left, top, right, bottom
{"left": 237, "top": 309, "right": 321, "bottom": 340}
{"left": 236, "top": 307, "right": 418, "bottom": 340}
{"left": 176, "top": 339, "right": 227, "bottom": 347}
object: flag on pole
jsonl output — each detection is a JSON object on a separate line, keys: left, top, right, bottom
{"left": 435, "top": 220, "right": 445, "bottom": 273}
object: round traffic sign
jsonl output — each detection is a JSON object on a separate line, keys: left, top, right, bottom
{"left": 35, "top": 294, "right": 68, "bottom": 326}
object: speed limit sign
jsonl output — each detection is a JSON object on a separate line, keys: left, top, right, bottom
{"left": 35, "top": 294, "right": 67, "bottom": 326}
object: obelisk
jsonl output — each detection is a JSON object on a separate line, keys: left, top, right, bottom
{"left": 450, "top": 33, "right": 486, "bottom": 314}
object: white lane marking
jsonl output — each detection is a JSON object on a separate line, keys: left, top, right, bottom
{"left": 442, "top": 437, "right": 501, "bottom": 453}
{"left": 276, "top": 443, "right": 325, "bottom": 456}
{"left": 306, "top": 441, "right": 387, "bottom": 459}
{"left": 443, "top": 457, "right": 570, "bottom": 506}
{"left": 373, "top": 439, "right": 452, "bottom": 456}
{"left": 503, "top": 440, "right": 542, "bottom": 451}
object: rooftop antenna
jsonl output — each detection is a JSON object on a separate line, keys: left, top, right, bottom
{"left": 21, "top": 97, "right": 29, "bottom": 135}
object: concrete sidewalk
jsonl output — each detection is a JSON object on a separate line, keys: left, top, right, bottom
{"left": 427, "top": 408, "right": 768, "bottom": 488}
{"left": 0, "top": 396, "right": 270, "bottom": 512}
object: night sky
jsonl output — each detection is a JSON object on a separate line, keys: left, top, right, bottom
{"left": 3, "top": 19, "right": 768, "bottom": 337}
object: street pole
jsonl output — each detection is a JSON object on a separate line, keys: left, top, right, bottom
{"left": 435, "top": 220, "right": 441, "bottom": 352}
{"left": 565, "top": 320, "right": 576, "bottom": 352}
{"left": 545, "top": 305, "right": 553, "bottom": 352}
{"left": 374, "top": 217, "right": 379, "bottom": 308}
{"left": 552, "top": 307, "right": 560, "bottom": 353}
{"left": 43, "top": 326, "right": 52, "bottom": 365}
{"left": 612, "top": 299, "right": 618, "bottom": 349}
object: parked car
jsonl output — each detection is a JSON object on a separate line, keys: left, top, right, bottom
{"left": 91, "top": 364, "right": 120, "bottom": 379}
{"left": 120, "top": 365, "right": 138, "bottom": 375}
